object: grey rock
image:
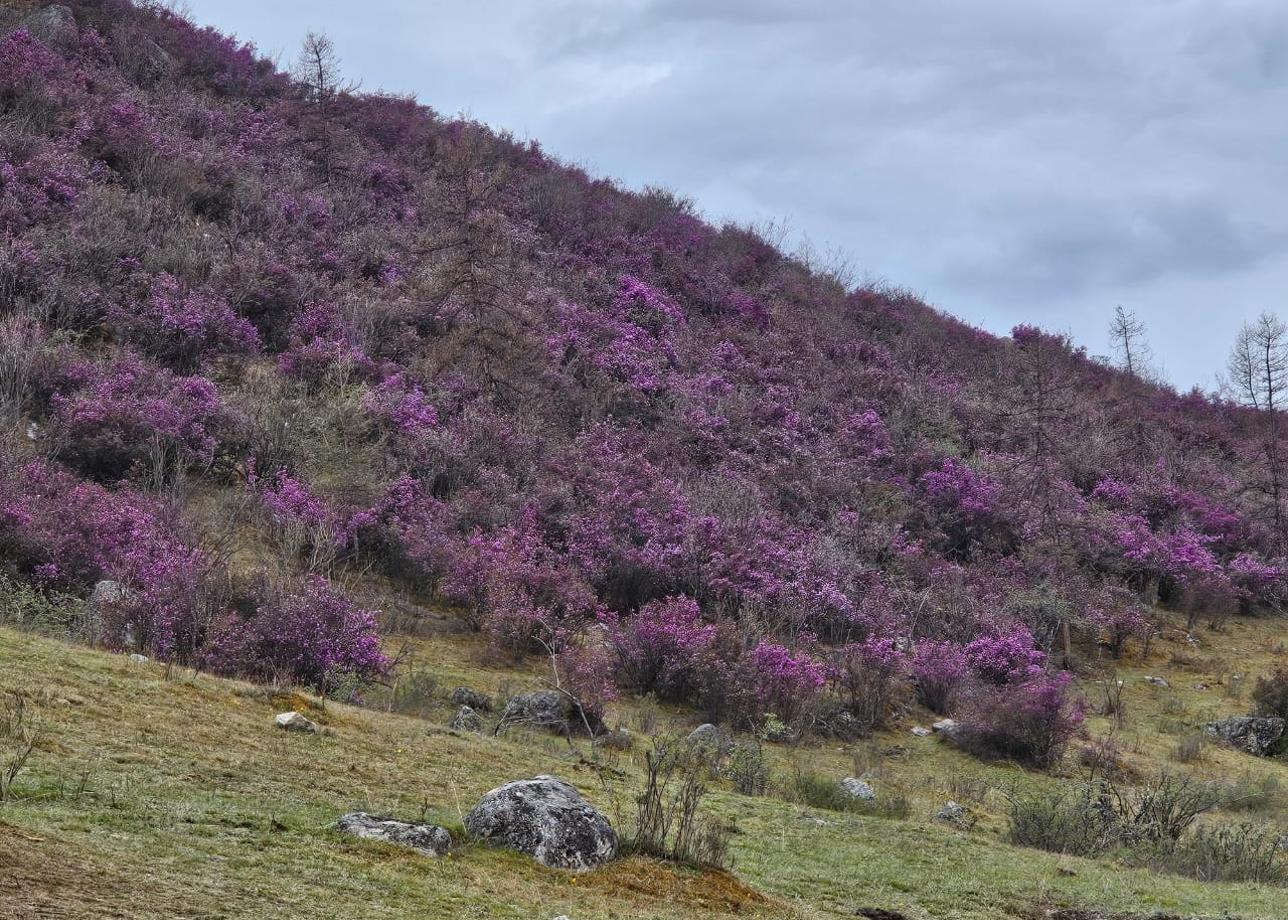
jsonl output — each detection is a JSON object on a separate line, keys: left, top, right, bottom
{"left": 1203, "top": 716, "right": 1286, "bottom": 757}
{"left": 336, "top": 813, "right": 451, "bottom": 857}
{"left": 1143, "top": 675, "right": 1171, "bottom": 688}
{"left": 839, "top": 777, "right": 876, "bottom": 801}
{"left": 499, "top": 690, "right": 599, "bottom": 736}
{"left": 935, "top": 801, "right": 969, "bottom": 826}
{"left": 22, "top": 5, "right": 75, "bottom": 40}
{"left": 597, "top": 728, "right": 633, "bottom": 751}
{"left": 450, "top": 686, "right": 493, "bottom": 712}
{"left": 86, "top": 579, "right": 128, "bottom": 644}
{"left": 911, "top": 726, "right": 932, "bottom": 737}
{"left": 451, "top": 705, "right": 483, "bottom": 733}
{"left": 685, "top": 723, "right": 733, "bottom": 755}
{"left": 464, "top": 775, "right": 617, "bottom": 871}
{"left": 275, "top": 711, "right": 320, "bottom": 733}
{"left": 932, "top": 718, "right": 960, "bottom": 738}
{"left": 127, "top": 653, "right": 149, "bottom": 664}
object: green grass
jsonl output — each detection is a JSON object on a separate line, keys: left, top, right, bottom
{"left": 1, "top": 615, "right": 1287, "bottom": 919}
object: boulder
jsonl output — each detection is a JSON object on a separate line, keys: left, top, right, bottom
{"left": 1203, "top": 716, "right": 1286, "bottom": 757}
{"left": 931, "top": 718, "right": 961, "bottom": 741}
{"left": 839, "top": 777, "right": 876, "bottom": 801}
{"left": 275, "top": 711, "right": 320, "bottom": 733}
{"left": 450, "top": 686, "right": 493, "bottom": 712}
{"left": 451, "top": 705, "right": 483, "bottom": 733}
{"left": 498, "top": 690, "right": 599, "bottom": 736}
{"left": 22, "top": 5, "right": 75, "bottom": 40}
{"left": 685, "top": 723, "right": 733, "bottom": 755}
{"left": 935, "top": 801, "right": 969, "bottom": 827}
{"left": 464, "top": 775, "right": 616, "bottom": 871}
{"left": 336, "top": 813, "right": 451, "bottom": 857}
{"left": 86, "top": 579, "right": 128, "bottom": 644}
{"left": 597, "top": 728, "right": 633, "bottom": 751}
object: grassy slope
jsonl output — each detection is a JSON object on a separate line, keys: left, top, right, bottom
{"left": 0, "top": 614, "right": 1286, "bottom": 920}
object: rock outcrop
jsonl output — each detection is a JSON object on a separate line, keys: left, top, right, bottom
{"left": 1203, "top": 716, "right": 1286, "bottom": 756}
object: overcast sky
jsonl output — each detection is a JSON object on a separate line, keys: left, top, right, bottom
{"left": 183, "top": 0, "right": 1288, "bottom": 391}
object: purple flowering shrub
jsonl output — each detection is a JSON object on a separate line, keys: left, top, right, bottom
{"left": 1088, "top": 604, "right": 1150, "bottom": 659}
{"left": 206, "top": 575, "right": 387, "bottom": 691}
{"left": 277, "top": 302, "right": 373, "bottom": 387}
{"left": 0, "top": 452, "right": 217, "bottom": 661}
{"left": 910, "top": 639, "right": 970, "bottom": 714}
{"left": 611, "top": 595, "right": 715, "bottom": 700}
{"left": 953, "top": 671, "right": 1085, "bottom": 768}
{"left": 964, "top": 623, "right": 1047, "bottom": 684}
{"left": 246, "top": 460, "right": 346, "bottom": 567}
{"left": 111, "top": 273, "right": 260, "bottom": 371}
{"left": 830, "top": 637, "right": 907, "bottom": 733}
{"left": 49, "top": 352, "right": 224, "bottom": 483}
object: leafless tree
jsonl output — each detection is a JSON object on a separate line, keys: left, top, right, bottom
{"left": 1108, "top": 305, "right": 1150, "bottom": 378}
{"left": 1227, "top": 312, "right": 1288, "bottom": 541}
{"left": 293, "top": 31, "right": 344, "bottom": 103}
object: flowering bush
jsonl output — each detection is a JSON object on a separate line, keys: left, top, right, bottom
{"left": 829, "top": 637, "right": 907, "bottom": 733}
{"left": 910, "top": 640, "right": 969, "bottom": 714}
{"left": 0, "top": 452, "right": 217, "bottom": 661}
{"left": 277, "top": 302, "right": 372, "bottom": 386}
{"left": 246, "top": 460, "right": 345, "bottom": 566}
{"left": 206, "top": 576, "right": 387, "bottom": 691}
{"left": 1089, "top": 605, "right": 1149, "bottom": 659}
{"left": 556, "top": 640, "right": 618, "bottom": 724}
{"left": 50, "top": 353, "right": 224, "bottom": 483}
{"left": 954, "top": 671, "right": 1084, "bottom": 768}
{"left": 112, "top": 273, "right": 259, "bottom": 371}
{"left": 964, "top": 624, "right": 1046, "bottom": 685}
{"left": 611, "top": 595, "right": 715, "bottom": 700}
{"left": 736, "top": 639, "right": 828, "bottom": 727}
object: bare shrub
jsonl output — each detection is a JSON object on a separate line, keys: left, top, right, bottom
{"left": 623, "top": 737, "right": 732, "bottom": 869}
{"left": 0, "top": 690, "right": 41, "bottom": 801}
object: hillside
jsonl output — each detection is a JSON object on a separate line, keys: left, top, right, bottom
{"left": 3, "top": 618, "right": 1288, "bottom": 920}
{"left": 1, "top": 3, "right": 1287, "bottom": 918}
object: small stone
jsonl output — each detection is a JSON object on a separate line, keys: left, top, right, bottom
{"left": 911, "top": 726, "right": 932, "bottom": 737}
{"left": 597, "top": 728, "right": 633, "bottom": 751}
{"left": 275, "top": 711, "right": 320, "bottom": 733}
{"left": 839, "top": 777, "right": 876, "bottom": 801}
{"left": 128, "top": 653, "right": 149, "bottom": 664}
{"left": 1143, "top": 676, "right": 1170, "bottom": 688}
{"left": 450, "top": 686, "right": 492, "bottom": 712}
{"left": 451, "top": 705, "right": 483, "bottom": 733}
{"left": 336, "top": 813, "right": 451, "bottom": 857}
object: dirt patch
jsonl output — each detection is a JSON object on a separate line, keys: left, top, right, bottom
{"left": 584, "top": 857, "right": 773, "bottom": 915}
{"left": 855, "top": 910, "right": 909, "bottom": 920}
{"left": 0, "top": 829, "right": 135, "bottom": 919}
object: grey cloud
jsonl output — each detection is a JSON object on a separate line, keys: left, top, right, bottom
{"left": 185, "top": 0, "right": 1288, "bottom": 387}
